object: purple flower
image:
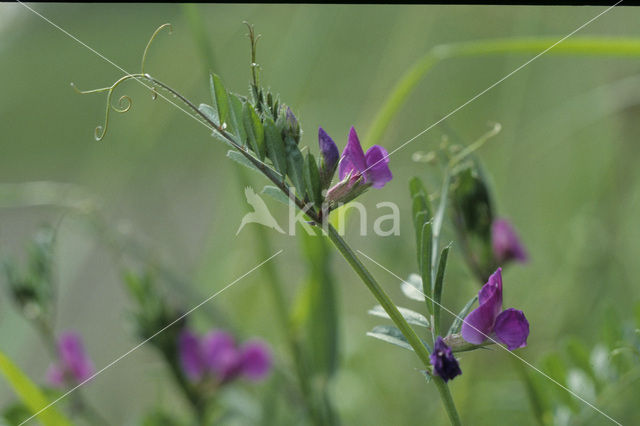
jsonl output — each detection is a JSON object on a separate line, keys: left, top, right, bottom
{"left": 202, "top": 331, "right": 242, "bottom": 382}
{"left": 430, "top": 336, "right": 462, "bottom": 383}
{"left": 492, "top": 219, "right": 527, "bottom": 264}
{"left": 178, "top": 329, "right": 206, "bottom": 381}
{"left": 338, "top": 127, "right": 392, "bottom": 189}
{"left": 46, "top": 331, "right": 95, "bottom": 387}
{"left": 239, "top": 340, "right": 272, "bottom": 381}
{"left": 461, "top": 268, "right": 529, "bottom": 350}
{"left": 178, "top": 329, "right": 272, "bottom": 385}
{"left": 318, "top": 127, "right": 340, "bottom": 175}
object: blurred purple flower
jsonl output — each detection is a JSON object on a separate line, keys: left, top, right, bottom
{"left": 178, "top": 329, "right": 272, "bottom": 384}
{"left": 430, "top": 337, "right": 462, "bottom": 383}
{"left": 179, "top": 330, "right": 206, "bottom": 381}
{"left": 240, "top": 340, "right": 272, "bottom": 381}
{"left": 492, "top": 219, "right": 527, "bottom": 264}
{"left": 338, "top": 127, "right": 392, "bottom": 189}
{"left": 461, "top": 268, "right": 529, "bottom": 350}
{"left": 46, "top": 331, "right": 95, "bottom": 387}
{"left": 202, "top": 331, "right": 242, "bottom": 383}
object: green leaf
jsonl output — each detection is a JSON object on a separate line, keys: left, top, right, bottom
{"left": 420, "top": 221, "right": 433, "bottom": 315}
{"left": 284, "top": 136, "right": 306, "bottom": 198}
{"left": 227, "top": 150, "right": 263, "bottom": 175}
{"left": 261, "top": 185, "right": 290, "bottom": 206}
{"left": 210, "top": 73, "right": 234, "bottom": 134}
{"left": 198, "top": 103, "right": 219, "bottom": 126}
{"left": 447, "top": 295, "right": 478, "bottom": 336}
{"left": 409, "top": 177, "right": 432, "bottom": 219}
{"left": 367, "top": 325, "right": 413, "bottom": 352}
{"left": 401, "top": 273, "right": 425, "bottom": 302}
{"left": 433, "top": 244, "right": 451, "bottom": 336}
{"left": 229, "top": 94, "right": 246, "bottom": 146}
{"left": 303, "top": 153, "right": 322, "bottom": 207}
{"left": 242, "top": 102, "right": 266, "bottom": 160}
{"left": 0, "top": 350, "right": 72, "bottom": 426}
{"left": 368, "top": 305, "right": 430, "bottom": 328}
{"left": 366, "top": 325, "right": 431, "bottom": 353}
{"left": 264, "top": 118, "right": 288, "bottom": 177}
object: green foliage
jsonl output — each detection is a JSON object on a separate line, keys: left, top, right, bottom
{"left": 0, "top": 350, "right": 71, "bottom": 426}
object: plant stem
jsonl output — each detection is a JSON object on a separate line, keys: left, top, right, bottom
{"left": 325, "top": 225, "right": 461, "bottom": 424}
{"left": 432, "top": 377, "right": 462, "bottom": 426}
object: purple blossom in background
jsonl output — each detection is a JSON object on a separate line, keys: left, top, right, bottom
{"left": 240, "top": 340, "right": 272, "bottom": 381}
{"left": 430, "top": 337, "right": 462, "bottom": 383}
{"left": 178, "top": 330, "right": 206, "bottom": 381}
{"left": 461, "top": 268, "right": 529, "bottom": 350}
{"left": 46, "top": 331, "right": 95, "bottom": 387}
{"left": 338, "top": 127, "right": 392, "bottom": 189}
{"left": 202, "top": 331, "right": 241, "bottom": 383}
{"left": 178, "top": 329, "right": 272, "bottom": 385}
{"left": 492, "top": 218, "right": 527, "bottom": 264}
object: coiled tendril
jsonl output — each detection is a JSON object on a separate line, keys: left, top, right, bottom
{"left": 71, "top": 23, "right": 173, "bottom": 141}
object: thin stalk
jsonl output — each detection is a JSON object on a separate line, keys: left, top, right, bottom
{"left": 325, "top": 225, "right": 461, "bottom": 425}
{"left": 365, "top": 37, "right": 640, "bottom": 148}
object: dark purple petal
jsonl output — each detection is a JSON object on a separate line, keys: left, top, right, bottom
{"left": 494, "top": 308, "right": 529, "bottom": 350}
{"left": 57, "top": 331, "right": 94, "bottom": 383}
{"left": 178, "top": 330, "right": 205, "bottom": 382}
{"left": 430, "top": 336, "right": 462, "bottom": 383}
{"left": 240, "top": 340, "right": 272, "bottom": 381}
{"left": 45, "top": 364, "right": 65, "bottom": 388}
{"left": 364, "top": 145, "right": 393, "bottom": 189}
{"left": 318, "top": 127, "right": 339, "bottom": 172}
{"left": 338, "top": 127, "right": 367, "bottom": 180}
{"left": 202, "top": 331, "right": 241, "bottom": 381}
{"left": 492, "top": 219, "right": 528, "bottom": 264}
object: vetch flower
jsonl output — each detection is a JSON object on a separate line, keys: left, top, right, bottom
{"left": 46, "top": 331, "right": 95, "bottom": 387}
{"left": 338, "top": 127, "right": 392, "bottom": 189}
{"left": 492, "top": 218, "right": 527, "bottom": 264}
{"left": 324, "top": 127, "right": 392, "bottom": 204}
{"left": 430, "top": 336, "right": 462, "bottom": 383}
{"left": 178, "top": 328, "right": 272, "bottom": 385}
{"left": 461, "top": 268, "right": 529, "bottom": 350}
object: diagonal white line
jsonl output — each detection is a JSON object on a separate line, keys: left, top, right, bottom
{"left": 356, "top": 249, "right": 622, "bottom": 425}
{"left": 18, "top": 250, "right": 284, "bottom": 426}
{"left": 17, "top": 1, "right": 216, "bottom": 134}
{"left": 361, "top": 0, "right": 623, "bottom": 177}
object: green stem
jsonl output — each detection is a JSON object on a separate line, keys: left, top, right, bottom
{"left": 365, "top": 37, "right": 640, "bottom": 148}
{"left": 325, "top": 225, "right": 461, "bottom": 424}
{"left": 433, "top": 377, "right": 462, "bottom": 426}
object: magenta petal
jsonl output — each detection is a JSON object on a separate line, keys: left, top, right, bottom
{"left": 240, "top": 340, "right": 272, "bottom": 381}
{"left": 202, "top": 331, "right": 240, "bottom": 381}
{"left": 57, "top": 331, "right": 94, "bottom": 383}
{"left": 461, "top": 302, "right": 498, "bottom": 345}
{"left": 492, "top": 219, "right": 528, "bottom": 264}
{"left": 364, "top": 145, "right": 392, "bottom": 189}
{"left": 338, "top": 127, "right": 367, "bottom": 180}
{"left": 494, "top": 308, "right": 529, "bottom": 350}
{"left": 178, "top": 330, "right": 205, "bottom": 382}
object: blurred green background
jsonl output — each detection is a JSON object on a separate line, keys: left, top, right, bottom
{"left": 1, "top": 3, "right": 640, "bottom": 425}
